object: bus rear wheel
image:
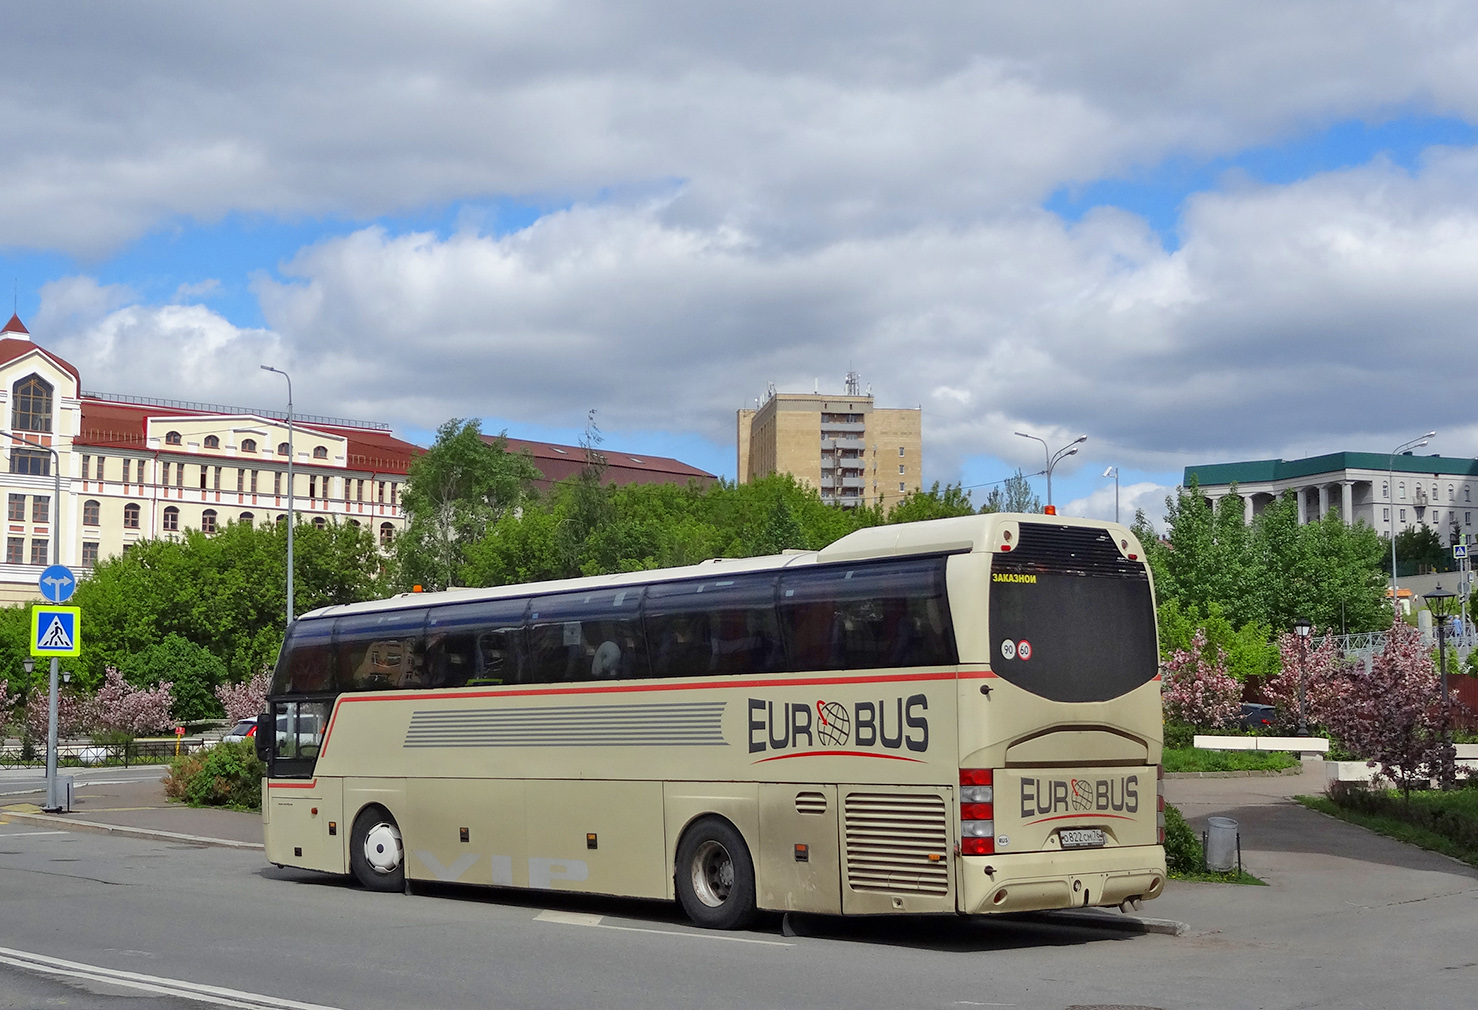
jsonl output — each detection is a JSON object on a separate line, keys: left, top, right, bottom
{"left": 675, "top": 817, "right": 757, "bottom": 930}
{"left": 350, "top": 807, "right": 405, "bottom": 892}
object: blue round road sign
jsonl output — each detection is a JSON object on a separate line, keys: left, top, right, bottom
{"left": 39, "top": 564, "right": 77, "bottom": 604}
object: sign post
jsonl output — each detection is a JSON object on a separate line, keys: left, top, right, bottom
{"left": 33, "top": 565, "right": 80, "bottom": 814}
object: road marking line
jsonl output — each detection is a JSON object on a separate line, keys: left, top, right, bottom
{"left": 0, "top": 946, "right": 348, "bottom": 1010}
{"left": 535, "top": 909, "right": 793, "bottom": 946}
{"left": 0, "top": 830, "right": 69, "bottom": 837}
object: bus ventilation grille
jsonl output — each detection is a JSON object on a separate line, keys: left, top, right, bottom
{"left": 995, "top": 522, "right": 1147, "bottom": 580}
{"left": 843, "top": 792, "right": 949, "bottom": 895}
{"left": 795, "top": 791, "right": 829, "bottom": 816}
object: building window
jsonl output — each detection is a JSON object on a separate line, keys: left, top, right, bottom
{"left": 81, "top": 454, "right": 91, "bottom": 480}
{"left": 237, "top": 468, "right": 245, "bottom": 492}
{"left": 162, "top": 506, "right": 180, "bottom": 532}
{"left": 10, "top": 449, "right": 49, "bottom": 476}
{"left": 5, "top": 538, "right": 21, "bottom": 564}
{"left": 1382, "top": 481, "right": 1388, "bottom": 499}
{"left": 162, "top": 462, "right": 171, "bottom": 486}
{"left": 201, "top": 509, "right": 217, "bottom": 534}
{"left": 356, "top": 479, "right": 364, "bottom": 502}
{"left": 200, "top": 467, "right": 208, "bottom": 490}
{"left": 1398, "top": 482, "right": 1405, "bottom": 500}
{"left": 898, "top": 464, "right": 905, "bottom": 474}
{"left": 165, "top": 430, "right": 182, "bottom": 445}
{"left": 239, "top": 511, "right": 254, "bottom": 525}
{"left": 1466, "top": 512, "right": 1472, "bottom": 526}
{"left": 11, "top": 374, "right": 53, "bottom": 432}
{"left": 96, "top": 457, "right": 105, "bottom": 481}
{"left": 309, "top": 476, "right": 317, "bottom": 500}
{"left": 1400, "top": 508, "right": 1406, "bottom": 522}
{"left": 6, "top": 495, "right": 23, "bottom": 522}
{"left": 124, "top": 502, "right": 140, "bottom": 529}
{"left": 277, "top": 442, "right": 290, "bottom": 456}
{"left": 313, "top": 446, "right": 328, "bottom": 459}
{"left": 30, "top": 539, "right": 46, "bottom": 566}
{"left": 1383, "top": 507, "right": 1390, "bottom": 522}
{"left": 1450, "top": 484, "right": 1456, "bottom": 501}
{"left": 83, "top": 499, "right": 100, "bottom": 526}
{"left": 390, "top": 483, "right": 397, "bottom": 507}
{"left": 348, "top": 518, "right": 360, "bottom": 528}
{"left": 312, "top": 516, "right": 327, "bottom": 529}
{"left": 123, "top": 459, "right": 133, "bottom": 484}
{"left": 274, "top": 472, "right": 282, "bottom": 495}
{"left": 176, "top": 464, "right": 183, "bottom": 488}
{"left": 31, "top": 497, "right": 48, "bottom": 524}
{"left": 251, "top": 470, "right": 259, "bottom": 493}
{"left": 241, "top": 438, "right": 257, "bottom": 454}
{"left": 378, "top": 481, "right": 386, "bottom": 504}
{"left": 899, "top": 482, "right": 906, "bottom": 492}
{"left": 81, "top": 542, "right": 99, "bottom": 567}
{"left": 276, "top": 513, "right": 287, "bottom": 525}
{"left": 379, "top": 522, "right": 394, "bottom": 548}
{"left": 899, "top": 446, "right": 905, "bottom": 457}
{"left": 204, "top": 435, "right": 220, "bottom": 449}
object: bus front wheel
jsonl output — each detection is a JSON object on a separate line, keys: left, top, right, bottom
{"left": 350, "top": 807, "right": 405, "bottom": 892}
{"left": 675, "top": 817, "right": 757, "bottom": 930}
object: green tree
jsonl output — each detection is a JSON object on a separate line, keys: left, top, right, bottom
{"left": 982, "top": 470, "right": 1040, "bottom": 514}
{"left": 396, "top": 419, "right": 542, "bottom": 590}
{"left": 1393, "top": 525, "right": 1446, "bottom": 574}
{"left": 887, "top": 483, "right": 976, "bottom": 523}
{"left": 116, "top": 633, "right": 229, "bottom": 722}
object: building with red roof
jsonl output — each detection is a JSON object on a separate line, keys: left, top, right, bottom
{"left": 0, "top": 315, "right": 419, "bottom": 603}
{"left": 491, "top": 436, "right": 716, "bottom": 493}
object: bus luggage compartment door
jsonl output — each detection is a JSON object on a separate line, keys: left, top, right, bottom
{"left": 839, "top": 785, "right": 954, "bottom": 915}
{"left": 756, "top": 784, "right": 840, "bottom": 914}
{"left": 265, "top": 778, "right": 344, "bottom": 873}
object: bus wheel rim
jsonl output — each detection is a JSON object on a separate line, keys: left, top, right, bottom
{"left": 690, "top": 839, "right": 733, "bottom": 907}
{"left": 364, "top": 822, "right": 402, "bottom": 874}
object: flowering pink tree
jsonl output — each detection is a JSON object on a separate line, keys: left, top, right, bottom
{"left": 215, "top": 671, "right": 270, "bottom": 724}
{"left": 90, "top": 668, "right": 176, "bottom": 737}
{"left": 1264, "top": 631, "right": 1349, "bottom": 732}
{"left": 1162, "top": 629, "right": 1242, "bottom": 729}
{"left": 24, "top": 689, "right": 92, "bottom": 743}
{"left": 0, "top": 679, "right": 18, "bottom": 738}
{"left": 1321, "top": 622, "right": 1453, "bottom": 799}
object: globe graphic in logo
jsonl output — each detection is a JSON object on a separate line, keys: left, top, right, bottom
{"left": 816, "top": 701, "right": 851, "bottom": 746}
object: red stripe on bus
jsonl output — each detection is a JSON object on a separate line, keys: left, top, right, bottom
{"left": 1021, "top": 812, "right": 1138, "bottom": 825}
{"left": 316, "top": 669, "right": 984, "bottom": 757}
{"left": 268, "top": 779, "right": 318, "bottom": 790}
{"left": 751, "top": 750, "right": 926, "bottom": 764}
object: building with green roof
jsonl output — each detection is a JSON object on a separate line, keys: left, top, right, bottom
{"left": 1182, "top": 452, "right": 1476, "bottom": 544}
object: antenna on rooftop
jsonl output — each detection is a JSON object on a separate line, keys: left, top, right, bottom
{"left": 845, "top": 370, "right": 861, "bottom": 397}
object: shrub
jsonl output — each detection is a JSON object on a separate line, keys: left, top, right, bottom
{"left": 1162, "top": 629, "right": 1241, "bottom": 729}
{"left": 1163, "top": 720, "right": 1194, "bottom": 749}
{"left": 1163, "top": 803, "right": 1202, "bottom": 874}
{"left": 164, "top": 740, "right": 264, "bottom": 810}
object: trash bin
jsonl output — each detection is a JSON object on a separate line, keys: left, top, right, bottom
{"left": 1206, "top": 816, "right": 1238, "bottom": 872}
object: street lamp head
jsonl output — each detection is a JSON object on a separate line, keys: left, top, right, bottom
{"left": 1072, "top": 435, "right": 1087, "bottom": 445}
{"left": 1103, "top": 466, "right": 1117, "bottom": 478}
{"left": 22, "top": 657, "right": 33, "bottom": 675}
{"left": 1425, "top": 584, "right": 1456, "bottom": 615}
{"left": 61, "top": 670, "right": 70, "bottom": 684}
{"left": 1293, "top": 618, "right": 1312, "bottom": 639}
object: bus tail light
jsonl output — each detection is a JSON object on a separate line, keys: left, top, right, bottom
{"left": 1156, "top": 764, "right": 1165, "bottom": 844}
{"left": 960, "top": 769, "right": 994, "bottom": 856}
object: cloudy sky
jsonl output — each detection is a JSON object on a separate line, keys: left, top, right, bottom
{"left": 4, "top": 2, "right": 1477, "bottom": 524}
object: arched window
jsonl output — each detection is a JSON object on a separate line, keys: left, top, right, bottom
{"left": 165, "top": 431, "right": 182, "bottom": 445}
{"left": 379, "top": 522, "right": 394, "bottom": 548}
{"left": 276, "top": 513, "right": 287, "bottom": 525}
{"left": 313, "top": 446, "right": 328, "bottom": 459}
{"left": 82, "top": 499, "right": 100, "bottom": 526}
{"left": 1382, "top": 482, "right": 1389, "bottom": 499}
{"left": 1449, "top": 484, "right": 1455, "bottom": 501}
{"left": 241, "top": 438, "right": 257, "bottom": 454}
{"left": 201, "top": 509, "right": 218, "bottom": 534}
{"left": 312, "top": 516, "right": 327, "bottom": 529}
{"left": 1467, "top": 487, "right": 1472, "bottom": 503}
{"left": 239, "top": 511, "right": 254, "bottom": 524}
{"left": 348, "top": 519, "right": 361, "bottom": 528}
{"left": 11, "top": 374, "right": 52, "bottom": 432}
{"left": 1399, "top": 482, "right": 1406, "bottom": 499}
{"left": 123, "top": 502, "right": 140, "bottom": 529}
{"left": 204, "top": 435, "right": 220, "bottom": 449}
{"left": 162, "top": 506, "right": 179, "bottom": 531}
{"left": 277, "top": 442, "right": 290, "bottom": 456}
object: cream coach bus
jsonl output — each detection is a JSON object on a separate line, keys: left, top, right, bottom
{"left": 258, "top": 513, "right": 1166, "bottom": 929}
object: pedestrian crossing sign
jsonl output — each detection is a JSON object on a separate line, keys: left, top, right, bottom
{"left": 32, "top": 606, "right": 81, "bottom": 657}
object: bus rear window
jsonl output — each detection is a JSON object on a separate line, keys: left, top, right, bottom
{"left": 988, "top": 524, "right": 1156, "bottom": 703}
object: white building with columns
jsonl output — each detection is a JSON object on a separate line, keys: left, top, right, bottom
{"left": 1183, "top": 452, "right": 1477, "bottom": 543}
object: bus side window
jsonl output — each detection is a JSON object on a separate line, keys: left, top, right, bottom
{"left": 527, "top": 588, "right": 650, "bottom": 682}
{"left": 335, "top": 609, "right": 427, "bottom": 691}
{"left": 642, "top": 574, "right": 783, "bottom": 678}
{"left": 425, "top": 599, "right": 531, "bottom": 688}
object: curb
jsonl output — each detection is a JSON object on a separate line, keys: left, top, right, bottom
{"left": 1165, "top": 766, "right": 1307, "bottom": 779}
{"left": 1018, "top": 908, "right": 1188, "bottom": 936}
{"left": 0, "top": 809, "right": 263, "bottom": 850}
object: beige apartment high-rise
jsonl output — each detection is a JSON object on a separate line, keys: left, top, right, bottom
{"left": 736, "top": 375, "right": 922, "bottom": 508}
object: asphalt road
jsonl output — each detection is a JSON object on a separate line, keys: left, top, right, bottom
{"left": 1, "top": 770, "right": 1475, "bottom": 1010}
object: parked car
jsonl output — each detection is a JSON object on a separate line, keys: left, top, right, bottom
{"left": 1238, "top": 703, "right": 1277, "bottom": 731}
{"left": 222, "top": 717, "right": 258, "bottom": 743}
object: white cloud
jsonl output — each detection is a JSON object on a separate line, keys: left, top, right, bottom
{"left": 1063, "top": 482, "right": 1173, "bottom": 531}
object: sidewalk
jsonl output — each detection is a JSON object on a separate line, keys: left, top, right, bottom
{"left": 0, "top": 770, "right": 263, "bottom": 846}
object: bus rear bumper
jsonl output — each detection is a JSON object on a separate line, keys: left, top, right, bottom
{"left": 958, "top": 847, "right": 1166, "bottom": 915}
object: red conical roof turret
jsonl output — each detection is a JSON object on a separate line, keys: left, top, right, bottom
{"left": 1, "top": 314, "right": 28, "bottom": 335}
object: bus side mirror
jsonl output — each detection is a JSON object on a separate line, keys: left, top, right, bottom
{"left": 255, "top": 711, "right": 273, "bottom": 762}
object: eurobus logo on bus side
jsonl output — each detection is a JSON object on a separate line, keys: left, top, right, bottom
{"left": 747, "top": 696, "right": 929, "bottom": 756}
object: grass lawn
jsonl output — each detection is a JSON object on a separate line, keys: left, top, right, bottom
{"left": 1297, "top": 791, "right": 1478, "bottom": 869}
{"left": 1162, "top": 747, "right": 1299, "bottom": 773}
{"left": 1171, "top": 868, "right": 1266, "bottom": 885}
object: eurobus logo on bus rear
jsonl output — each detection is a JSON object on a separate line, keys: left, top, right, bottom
{"left": 747, "top": 696, "right": 929, "bottom": 757}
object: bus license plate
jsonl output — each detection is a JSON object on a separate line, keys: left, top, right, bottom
{"left": 1060, "top": 828, "right": 1105, "bottom": 849}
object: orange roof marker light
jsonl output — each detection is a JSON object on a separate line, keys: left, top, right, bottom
{"left": 412, "top": 585, "right": 424, "bottom": 593}
{"left": 1043, "top": 505, "right": 1057, "bottom": 515}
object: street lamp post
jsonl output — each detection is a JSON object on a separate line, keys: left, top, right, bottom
{"left": 260, "top": 366, "right": 294, "bottom": 630}
{"left": 1293, "top": 617, "right": 1312, "bottom": 736}
{"left": 1014, "top": 432, "right": 1087, "bottom": 512}
{"left": 1425, "top": 584, "right": 1456, "bottom": 788}
{"left": 1103, "top": 466, "right": 1120, "bottom": 524}
{"left": 5, "top": 433, "right": 63, "bottom": 811}
{"left": 1389, "top": 432, "right": 1436, "bottom": 615}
